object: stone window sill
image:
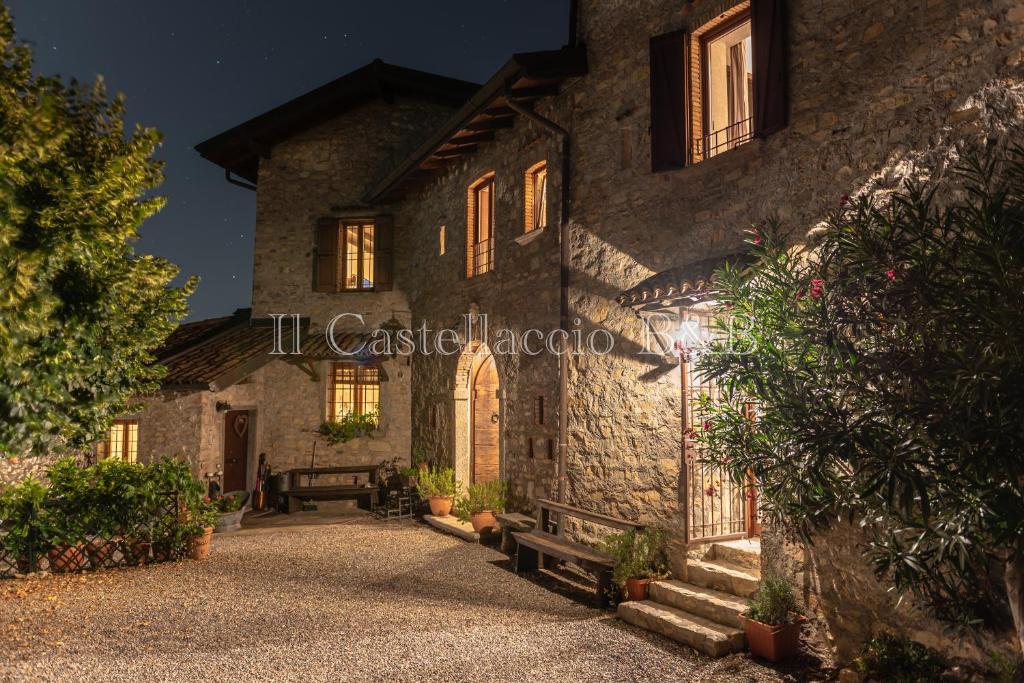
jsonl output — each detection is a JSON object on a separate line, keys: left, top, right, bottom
{"left": 514, "top": 227, "right": 547, "bottom": 246}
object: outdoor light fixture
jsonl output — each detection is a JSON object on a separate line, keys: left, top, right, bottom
{"left": 216, "top": 401, "right": 232, "bottom": 413}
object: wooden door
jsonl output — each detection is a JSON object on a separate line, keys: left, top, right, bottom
{"left": 223, "top": 410, "right": 250, "bottom": 492}
{"left": 472, "top": 355, "right": 500, "bottom": 483}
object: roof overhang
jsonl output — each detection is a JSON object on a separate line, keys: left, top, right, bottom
{"left": 366, "top": 46, "right": 588, "bottom": 203}
{"left": 616, "top": 253, "right": 751, "bottom": 313}
{"left": 194, "top": 60, "right": 480, "bottom": 184}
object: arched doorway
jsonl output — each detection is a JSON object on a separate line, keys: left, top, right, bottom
{"left": 453, "top": 341, "right": 501, "bottom": 489}
{"left": 471, "top": 354, "right": 500, "bottom": 483}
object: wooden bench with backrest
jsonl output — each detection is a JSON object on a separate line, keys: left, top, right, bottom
{"left": 512, "top": 498, "right": 645, "bottom": 607}
{"left": 284, "top": 465, "right": 380, "bottom": 513}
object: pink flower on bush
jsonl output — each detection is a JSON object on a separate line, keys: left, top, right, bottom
{"left": 810, "top": 278, "right": 825, "bottom": 298}
{"left": 795, "top": 290, "right": 805, "bottom": 301}
{"left": 702, "top": 420, "right": 712, "bottom": 432}
{"left": 840, "top": 194, "right": 850, "bottom": 206}
{"left": 753, "top": 234, "right": 763, "bottom": 245}
{"left": 203, "top": 496, "right": 211, "bottom": 503}
{"left": 886, "top": 269, "right": 896, "bottom": 281}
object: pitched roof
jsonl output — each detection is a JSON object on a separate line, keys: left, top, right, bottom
{"left": 194, "top": 60, "right": 480, "bottom": 184}
{"left": 366, "top": 46, "right": 588, "bottom": 202}
{"left": 159, "top": 313, "right": 374, "bottom": 392}
{"left": 616, "top": 253, "right": 751, "bottom": 312}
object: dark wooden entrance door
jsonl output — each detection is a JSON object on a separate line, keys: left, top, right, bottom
{"left": 472, "top": 355, "right": 500, "bottom": 483}
{"left": 223, "top": 410, "right": 250, "bottom": 492}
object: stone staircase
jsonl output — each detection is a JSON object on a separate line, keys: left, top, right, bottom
{"left": 617, "top": 538, "right": 760, "bottom": 657}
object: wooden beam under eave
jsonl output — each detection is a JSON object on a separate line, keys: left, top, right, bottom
{"left": 448, "top": 131, "right": 496, "bottom": 145}
{"left": 466, "top": 118, "right": 516, "bottom": 132}
{"left": 434, "top": 146, "right": 477, "bottom": 158}
{"left": 509, "top": 83, "right": 561, "bottom": 98}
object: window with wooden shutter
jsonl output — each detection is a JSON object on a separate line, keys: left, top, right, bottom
{"left": 373, "top": 215, "right": 394, "bottom": 291}
{"left": 524, "top": 161, "right": 548, "bottom": 233}
{"left": 97, "top": 419, "right": 139, "bottom": 463}
{"left": 314, "top": 216, "right": 393, "bottom": 292}
{"left": 314, "top": 218, "right": 339, "bottom": 292}
{"left": 751, "top": 0, "right": 788, "bottom": 138}
{"left": 650, "top": 29, "right": 689, "bottom": 171}
{"left": 651, "top": 0, "right": 787, "bottom": 170}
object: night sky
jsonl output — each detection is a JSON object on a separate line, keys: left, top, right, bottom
{"left": 8, "top": 1, "right": 569, "bottom": 320}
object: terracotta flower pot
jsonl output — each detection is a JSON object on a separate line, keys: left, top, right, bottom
{"left": 46, "top": 544, "right": 88, "bottom": 574}
{"left": 189, "top": 527, "right": 214, "bottom": 560}
{"left": 743, "top": 614, "right": 806, "bottom": 662}
{"left": 469, "top": 510, "right": 497, "bottom": 533}
{"left": 625, "top": 577, "right": 652, "bottom": 601}
{"left": 428, "top": 496, "right": 454, "bottom": 517}
{"left": 85, "top": 538, "right": 118, "bottom": 568}
{"left": 121, "top": 539, "right": 151, "bottom": 566}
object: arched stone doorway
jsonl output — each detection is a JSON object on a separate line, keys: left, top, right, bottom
{"left": 453, "top": 341, "right": 501, "bottom": 489}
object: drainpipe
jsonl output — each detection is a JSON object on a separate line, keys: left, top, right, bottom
{"left": 506, "top": 96, "right": 572, "bottom": 505}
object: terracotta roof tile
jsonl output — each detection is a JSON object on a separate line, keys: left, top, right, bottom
{"left": 616, "top": 253, "right": 750, "bottom": 310}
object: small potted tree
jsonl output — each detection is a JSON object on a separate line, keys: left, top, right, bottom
{"left": 455, "top": 480, "right": 507, "bottom": 533}
{"left": 600, "top": 527, "right": 668, "bottom": 601}
{"left": 184, "top": 498, "right": 218, "bottom": 560}
{"left": 742, "top": 574, "right": 806, "bottom": 662}
{"left": 415, "top": 466, "right": 459, "bottom": 517}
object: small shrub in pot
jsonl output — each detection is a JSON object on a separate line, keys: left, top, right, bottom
{"left": 415, "top": 466, "right": 459, "bottom": 516}
{"left": 455, "top": 481, "right": 507, "bottom": 533}
{"left": 600, "top": 527, "right": 668, "bottom": 601}
{"left": 743, "top": 574, "right": 805, "bottom": 662}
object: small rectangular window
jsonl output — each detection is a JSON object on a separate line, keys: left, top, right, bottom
{"left": 328, "top": 363, "right": 380, "bottom": 420}
{"left": 439, "top": 225, "right": 446, "bottom": 255}
{"left": 99, "top": 419, "right": 138, "bottom": 463}
{"left": 341, "top": 222, "right": 375, "bottom": 290}
{"left": 534, "top": 396, "right": 545, "bottom": 425}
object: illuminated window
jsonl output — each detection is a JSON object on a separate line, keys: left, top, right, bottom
{"left": 439, "top": 225, "right": 446, "bottom": 255}
{"left": 466, "top": 173, "right": 496, "bottom": 277}
{"left": 697, "top": 13, "right": 753, "bottom": 161}
{"left": 327, "top": 363, "right": 380, "bottom": 420}
{"left": 524, "top": 161, "right": 548, "bottom": 232}
{"left": 342, "top": 222, "right": 375, "bottom": 290}
{"left": 99, "top": 419, "right": 139, "bottom": 463}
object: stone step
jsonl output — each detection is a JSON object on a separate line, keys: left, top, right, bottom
{"left": 650, "top": 580, "right": 749, "bottom": 628}
{"left": 708, "top": 538, "right": 761, "bottom": 573}
{"left": 423, "top": 514, "right": 480, "bottom": 542}
{"left": 617, "top": 600, "right": 746, "bottom": 657}
{"left": 686, "top": 558, "right": 759, "bottom": 598}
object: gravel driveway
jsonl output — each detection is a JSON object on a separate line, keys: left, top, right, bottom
{"left": 1, "top": 514, "right": 786, "bottom": 682}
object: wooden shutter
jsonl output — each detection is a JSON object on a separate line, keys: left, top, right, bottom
{"left": 314, "top": 218, "right": 339, "bottom": 292}
{"left": 752, "top": 0, "right": 788, "bottom": 138}
{"left": 650, "top": 29, "right": 689, "bottom": 172}
{"left": 373, "top": 215, "right": 394, "bottom": 291}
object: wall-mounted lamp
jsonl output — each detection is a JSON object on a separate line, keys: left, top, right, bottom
{"left": 216, "top": 401, "right": 233, "bottom": 413}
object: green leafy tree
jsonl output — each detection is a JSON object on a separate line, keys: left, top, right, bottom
{"left": 696, "top": 147, "right": 1024, "bottom": 657}
{"left": 0, "top": 6, "right": 194, "bottom": 455}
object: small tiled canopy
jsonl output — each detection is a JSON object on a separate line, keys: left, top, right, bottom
{"left": 616, "top": 253, "right": 749, "bottom": 313}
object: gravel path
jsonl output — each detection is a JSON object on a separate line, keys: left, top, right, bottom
{"left": 1, "top": 515, "right": 786, "bottom": 682}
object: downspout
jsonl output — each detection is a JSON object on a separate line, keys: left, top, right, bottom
{"left": 506, "top": 96, "right": 572, "bottom": 505}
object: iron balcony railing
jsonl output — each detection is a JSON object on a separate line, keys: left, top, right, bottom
{"left": 693, "top": 116, "right": 753, "bottom": 162}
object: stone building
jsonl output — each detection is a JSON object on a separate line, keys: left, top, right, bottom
{"left": 99, "top": 0, "right": 1021, "bottom": 665}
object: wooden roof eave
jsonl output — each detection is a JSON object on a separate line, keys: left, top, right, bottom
{"left": 364, "top": 46, "right": 587, "bottom": 203}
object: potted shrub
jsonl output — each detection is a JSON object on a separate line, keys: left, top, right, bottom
{"left": 184, "top": 498, "right": 218, "bottom": 560}
{"left": 415, "top": 466, "right": 459, "bottom": 517}
{"left": 742, "top": 574, "right": 806, "bottom": 662}
{"left": 39, "top": 508, "right": 88, "bottom": 574}
{"left": 318, "top": 408, "right": 380, "bottom": 445}
{"left": 600, "top": 527, "right": 668, "bottom": 602}
{"left": 151, "top": 517, "right": 189, "bottom": 563}
{"left": 211, "top": 491, "right": 247, "bottom": 533}
{"left": 455, "top": 480, "right": 507, "bottom": 533}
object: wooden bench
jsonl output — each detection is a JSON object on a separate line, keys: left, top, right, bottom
{"left": 284, "top": 465, "right": 380, "bottom": 513}
{"left": 512, "top": 499, "right": 644, "bottom": 607}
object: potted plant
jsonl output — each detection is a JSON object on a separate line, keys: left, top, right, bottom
{"left": 455, "top": 480, "right": 507, "bottom": 533}
{"left": 600, "top": 527, "right": 668, "bottom": 602}
{"left": 184, "top": 498, "right": 218, "bottom": 560}
{"left": 318, "top": 408, "right": 380, "bottom": 445}
{"left": 742, "top": 574, "right": 806, "bottom": 662}
{"left": 211, "top": 492, "right": 247, "bottom": 533}
{"left": 415, "top": 466, "right": 459, "bottom": 517}
{"left": 151, "top": 516, "right": 189, "bottom": 563}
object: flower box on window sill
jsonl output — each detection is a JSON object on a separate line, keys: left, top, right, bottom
{"left": 514, "top": 227, "right": 547, "bottom": 247}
